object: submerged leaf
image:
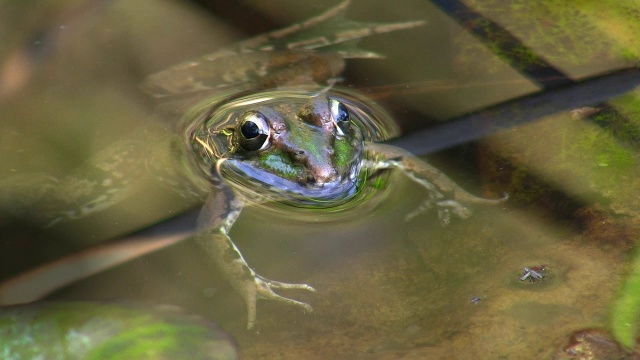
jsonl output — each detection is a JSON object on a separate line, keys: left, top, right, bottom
{"left": 0, "top": 302, "right": 237, "bottom": 360}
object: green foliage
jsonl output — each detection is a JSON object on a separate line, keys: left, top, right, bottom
{"left": 612, "top": 247, "right": 640, "bottom": 349}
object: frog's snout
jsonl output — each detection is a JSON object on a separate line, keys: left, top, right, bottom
{"left": 289, "top": 145, "right": 340, "bottom": 185}
{"left": 308, "top": 165, "right": 338, "bottom": 185}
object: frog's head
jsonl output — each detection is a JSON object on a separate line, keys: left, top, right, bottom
{"left": 235, "top": 95, "right": 357, "bottom": 182}
{"left": 183, "top": 89, "right": 395, "bottom": 206}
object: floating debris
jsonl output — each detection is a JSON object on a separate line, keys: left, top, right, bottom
{"left": 520, "top": 264, "right": 547, "bottom": 282}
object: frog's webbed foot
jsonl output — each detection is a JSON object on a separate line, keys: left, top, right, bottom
{"left": 363, "top": 143, "right": 508, "bottom": 225}
{"left": 405, "top": 192, "right": 508, "bottom": 225}
{"left": 397, "top": 157, "right": 507, "bottom": 225}
{"left": 405, "top": 198, "right": 472, "bottom": 225}
{"left": 243, "top": 274, "right": 316, "bottom": 330}
{"left": 198, "top": 188, "right": 317, "bottom": 330}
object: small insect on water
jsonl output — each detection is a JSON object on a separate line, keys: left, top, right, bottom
{"left": 520, "top": 265, "right": 547, "bottom": 282}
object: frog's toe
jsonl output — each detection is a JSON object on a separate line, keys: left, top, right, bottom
{"left": 404, "top": 201, "right": 434, "bottom": 222}
{"left": 437, "top": 208, "right": 451, "bottom": 226}
{"left": 405, "top": 198, "right": 471, "bottom": 224}
{"left": 244, "top": 274, "right": 315, "bottom": 329}
{"left": 458, "top": 191, "right": 509, "bottom": 205}
{"left": 437, "top": 199, "right": 472, "bottom": 219}
{"left": 257, "top": 275, "right": 316, "bottom": 292}
{"left": 255, "top": 275, "right": 315, "bottom": 309}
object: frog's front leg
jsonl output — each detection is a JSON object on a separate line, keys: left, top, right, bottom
{"left": 196, "top": 184, "right": 315, "bottom": 330}
{"left": 364, "top": 143, "right": 507, "bottom": 225}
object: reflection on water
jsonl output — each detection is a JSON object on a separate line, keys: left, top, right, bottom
{"left": 2, "top": 0, "right": 640, "bottom": 359}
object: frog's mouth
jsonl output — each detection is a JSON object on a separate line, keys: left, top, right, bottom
{"left": 217, "top": 158, "right": 363, "bottom": 207}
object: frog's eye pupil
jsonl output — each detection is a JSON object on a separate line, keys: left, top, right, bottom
{"left": 241, "top": 121, "right": 260, "bottom": 139}
{"left": 329, "top": 98, "right": 350, "bottom": 136}
{"left": 238, "top": 111, "right": 270, "bottom": 151}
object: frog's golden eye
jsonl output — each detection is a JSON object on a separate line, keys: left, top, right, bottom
{"left": 238, "top": 111, "right": 271, "bottom": 151}
{"left": 329, "top": 98, "right": 350, "bottom": 136}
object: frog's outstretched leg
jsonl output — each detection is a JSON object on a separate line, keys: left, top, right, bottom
{"left": 141, "top": 0, "right": 425, "bottom": 99}
{"left": 364, "top": 143, "right": 507, "bottom": 225}
{"left": 196, "top": 185, "right": 314, "bottom": 330}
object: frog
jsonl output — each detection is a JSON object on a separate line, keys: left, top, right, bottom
{"left": 0, "top": 1, "right": 506, "bottom": 330}
{"left": 180, "top": 88, "right": 506, "bottom": 329}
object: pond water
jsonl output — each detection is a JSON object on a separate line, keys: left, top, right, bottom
{"left": 1, "top": 0, "right": 639, "bottom": 359}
